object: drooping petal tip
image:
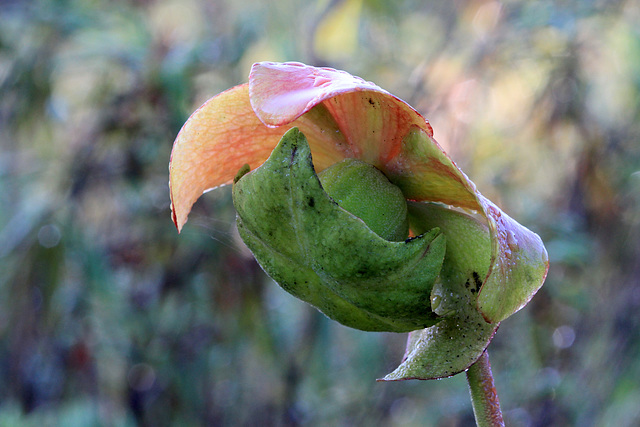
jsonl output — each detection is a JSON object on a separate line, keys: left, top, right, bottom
{"left": 168, "top": 84, "right": 289, "bottom": 232}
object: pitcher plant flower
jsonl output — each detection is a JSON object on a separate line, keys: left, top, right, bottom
{"left": 169, "top": 62, "right": 548, "bottom": 425}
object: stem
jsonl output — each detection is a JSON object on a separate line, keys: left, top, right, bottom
{"left": 466, "top": 350, "right": 504, "bottom": 427}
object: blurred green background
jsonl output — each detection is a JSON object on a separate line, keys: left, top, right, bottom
{"left": 1, "top": 0, "right": 639, "bottom": 426}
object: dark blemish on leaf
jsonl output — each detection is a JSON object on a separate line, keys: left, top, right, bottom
{"left": 465, "top": 279, "right": 470, "bottom": 289}
{"left": 473, "top": 271, "right": 482, "bottom": 289}
{"left": 308, "top": 197, "right": 315, "bottom": 208}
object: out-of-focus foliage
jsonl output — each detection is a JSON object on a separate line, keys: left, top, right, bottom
{"left": 1, "top": 0, "right": 639, "bottom": 425}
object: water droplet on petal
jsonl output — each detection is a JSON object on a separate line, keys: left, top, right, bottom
{"left": 431, "top": 294, "right": 442, "bottom": 310}
{"left": 506, "top": 229, "right": 518, "bottom": 251}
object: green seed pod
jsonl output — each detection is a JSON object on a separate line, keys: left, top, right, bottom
{"left": 232, "top": 128, "right": 446, "bottom": 332}
{"left": 318, "top": 159, "right": 409, "bottom": 242}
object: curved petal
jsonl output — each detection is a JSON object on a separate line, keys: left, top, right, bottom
{"left": 250, "top": 61, "right": 389, "bottom": 127}
{"left": 169, "top": 84, "right": 351, "bottom": 231}
{"left": 169, "top": 84, "right": 285, "bottom": 231}
{"left": 251, "top": 61, "right": 427, "bottom": 167}
{"left": 476, "top": 197, "right": 550, "bottom": 323}
{"left": 249, "top": 62, "right": 481, "bottom": 209}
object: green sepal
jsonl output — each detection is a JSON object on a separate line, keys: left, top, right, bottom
{"left": 232, "top": 128, "right": 446, "bottom": 332}
{"left": 381, "top": 202, "right": 499, "bottom": 380}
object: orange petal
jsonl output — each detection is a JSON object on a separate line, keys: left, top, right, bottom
{"left": 251, "top": 62, "right": 429, "bottom": 167}
{"left": 249, "top": 62, "right": 480, "bottom": 210}
{"left": 169, "top": 84, "right": 350, "bottom": 232}
{"left": 169, "top": 84, "right": 286, "bottom": 231}
{"left": 384, "top": 128, "right": 482, "bottom": 210}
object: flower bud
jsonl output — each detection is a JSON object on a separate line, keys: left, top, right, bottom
{"left": 232, "top": 128, "right": 446, "bottom": 332}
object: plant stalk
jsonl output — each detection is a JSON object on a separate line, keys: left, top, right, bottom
{"left": 466, "top": 350, "right": 504, "bottom": 427}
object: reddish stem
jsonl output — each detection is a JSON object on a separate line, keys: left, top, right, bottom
{"left": 466, "top": 350, "right": 504, "bottom": 427}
